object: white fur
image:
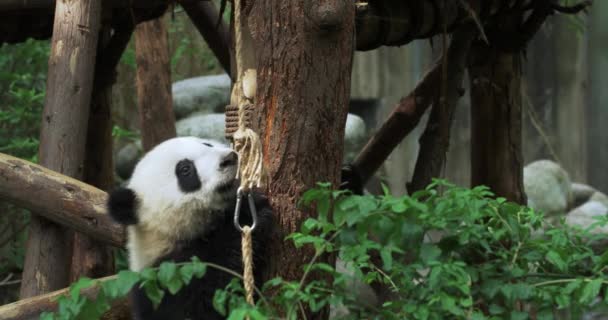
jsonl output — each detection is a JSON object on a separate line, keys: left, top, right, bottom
{"left": 126, "top": 137, "right": 237, "bottom": 271}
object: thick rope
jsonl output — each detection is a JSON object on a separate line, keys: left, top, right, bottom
{"left": 241, "top": 226, "right": 255, "bottom": 305}
{"left": 233, "top": 0, "right": 265, "bottom": 190}
{"left": 233, "top": 0, "right": 263, "bottom": 307}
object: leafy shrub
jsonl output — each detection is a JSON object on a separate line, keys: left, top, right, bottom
{"left": 43, "top": 181, "right": 608, "bottom": 319}
{"left": 0, "top": 39, "right": 48, "bottom": 161}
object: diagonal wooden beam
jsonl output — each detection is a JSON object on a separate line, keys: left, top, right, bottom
{"left": 352, "top": 62, "right": 441, "bottom": 184}
{"left": 179, "top": 0, "right": 231, "bottom": 74}
{"left": 0, "top": 153, "right": 125, "bottom": 247}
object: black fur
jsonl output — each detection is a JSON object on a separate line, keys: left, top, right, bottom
{"left": 340, "top": 164, "right": 364, "bottom": 195}
{"left": 107, "top": 187, "right": 139, "bottom": 225}
{"left": 175, "top": 159, "right": 202, "bottom": 193}
{"left": 130, "top": 192, "right": 273, "bottom": 320}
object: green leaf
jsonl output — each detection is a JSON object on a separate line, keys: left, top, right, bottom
{"left": 419, "top": 244, "right": 441, "bottom": 264}
{"left": 158, "top": 262, "right": 183, "bottom": 295}
{"left": 391, "top": 201, "right": 407, "bottom": 213}
{"left": 546, "top": 251, "right": 567, "bottom": 272}
{"left": 104, "top": 271, "right": 140, "bottom": 299}
{"left": 227, "top": 308, "right": 248, "bottom": 320}
{"left": 489, "top": 303, "right": 505, "bottom": 316}
{"left": 213, "top": 289, "right": 228, "bottom": 316}
{"left": 579, "top": 278, "right": 603, "bottom": 305}
{"left": 69, "top": 277, "right": 95, "bottom": 300}
{"left": 510, "top": 311, "right": 529, "bottom": 320}
{"left": 380, "top": 247, "right": 393, "bottom": 270}
{"left": 191, "top": 257, "right": 208, "bottom": 278}
{"left": 39, "top": 312, "right": 55, "bottom": 320}
{"left": 142, "top": 280, "right": 165, "bottom": 308}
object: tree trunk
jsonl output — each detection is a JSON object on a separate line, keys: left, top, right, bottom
{"left": 20, "top": 0, "right": 102, "bottom": 298}
{"left": 469, "top": 43, "right": 526, "bottom": 204}
{"left": 248, "top": 0, "right": 355, "bottom": 317}
{"left": 134, "top": 15, "right": 176, "bottom": 152}
{"left": 70, "top": 22, "right": 116, "bottom": 282}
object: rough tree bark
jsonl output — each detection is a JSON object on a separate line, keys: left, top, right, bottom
{"left": 70, "top": 20, "right": 116, "bottom": 282}
{"left": 134, "top": 15, "right": 176, "bottom": 152}
{"left": 469, "top": 43, "right": 526, "bottom": 204}
{"left": 20, "top": 0, "right": 102, "bottom": 298}
{"left": 247, "top": 0, "right": 354, "bottom": 318}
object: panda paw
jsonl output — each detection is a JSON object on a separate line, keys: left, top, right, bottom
{"left": 340, "top": 164, "right": 364, "bottom": 195}
{"left": 107, "top": 187, "right": 139, "bottom": 225}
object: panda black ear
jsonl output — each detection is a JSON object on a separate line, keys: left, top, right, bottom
{"left": 107, "top": 187, "right": 138, "bottom": 225}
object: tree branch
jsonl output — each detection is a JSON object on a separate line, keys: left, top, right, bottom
{"left": 0, "top": 153, "right": 125, "bottom": 247}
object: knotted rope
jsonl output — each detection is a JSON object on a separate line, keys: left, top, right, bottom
{"left": 230, "top": 0, "right": 265, "bottom": 307}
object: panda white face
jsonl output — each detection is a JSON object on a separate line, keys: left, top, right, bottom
{"left": 127, "top": 137, "right": 238, "bottom": 242}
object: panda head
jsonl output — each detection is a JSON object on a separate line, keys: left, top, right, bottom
{"left": 108, "top": 137, "right": 239, "bottom": 242}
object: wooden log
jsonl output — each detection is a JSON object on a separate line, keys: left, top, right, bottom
{"left": 0, "top": 275, "right": 130, "bottom": 320}
{"left": 0, "top": 153, "right": 125, "bottom": 247}
{"left": 134, "top": 15, "right": 176, "bottom": 152}
{"left": 0, "top": 0, "right": 169, "bottom": 11}
{"left": 180, "top": 0, "right": 231, "bottom": 74}
{"left": 20, "top": 0, "right": 103, "bottom": 298}
{"left": 70, "top": 19, "right": 116, "bottom": 282}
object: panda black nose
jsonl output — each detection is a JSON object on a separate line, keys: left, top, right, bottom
{"left": 220, "top": 152, "right": 238, "bottom": 169}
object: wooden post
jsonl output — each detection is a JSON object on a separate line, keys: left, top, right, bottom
{"left": 70, "top": 20, "right": 116, "bottom": 282}
{"left": 469, "top": 43, "right": 526, "bottom": 204}
{"left": 134, "top": 15, "right": 176, "bottom": 151}
{"left": 20, "top": 0, "right": 102, "bottom": 298}
{"left": 248, "top": 0, "right": 355, "bottom": 318}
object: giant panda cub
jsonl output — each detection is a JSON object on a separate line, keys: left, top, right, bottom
{"left": 107, "top": 136, "right": 272, "bottom": 320}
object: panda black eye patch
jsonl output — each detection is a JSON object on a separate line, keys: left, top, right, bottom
{"left": 175, "top": 159, "right": 201, "bottom": 193}
{"left": 203, "top": 142, "right": 213, "bottom": 147}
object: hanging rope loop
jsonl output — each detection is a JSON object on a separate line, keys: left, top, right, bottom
{"left": 233, "top": 187, "right": 259, "bottom": 232}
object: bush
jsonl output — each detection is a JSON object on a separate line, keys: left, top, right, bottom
{"left": 44, "top": 181, "right": 608, "bottom": 319}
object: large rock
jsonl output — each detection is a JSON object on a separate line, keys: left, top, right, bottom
{"left": 344, "top": 114, "right": 367, "bottom": 161}
{"left": 571, "top": 183, "right": 597, "bottom": 208}
{"left": 524, "top": 160, "right": 572, "bottom": 217}
{"left": 172, "top": 74, "right": 231, "bottom": 120}
{"left": 175, "top": 113, "right": 228, "bottom": 143}
{"left": 590, "top": 191, "right": 608, "bottom": 208}
{"left": 566, "top": 201, "right": 608, "bottom": 234}
{"left": 115, "top": 141, "right": 142, "bottom": 180}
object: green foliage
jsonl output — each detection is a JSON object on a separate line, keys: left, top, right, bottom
{"left": 0, "top": 39, "right": 49, "bottom": 161}
{"left": 40, "top": 257, "right": 208, "bottom": 320}
{"left": 111, "top": 125, "right": 139, "bottom": 142}
{"left": 42, "top": 181, "right": 608, "bottom": 319}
